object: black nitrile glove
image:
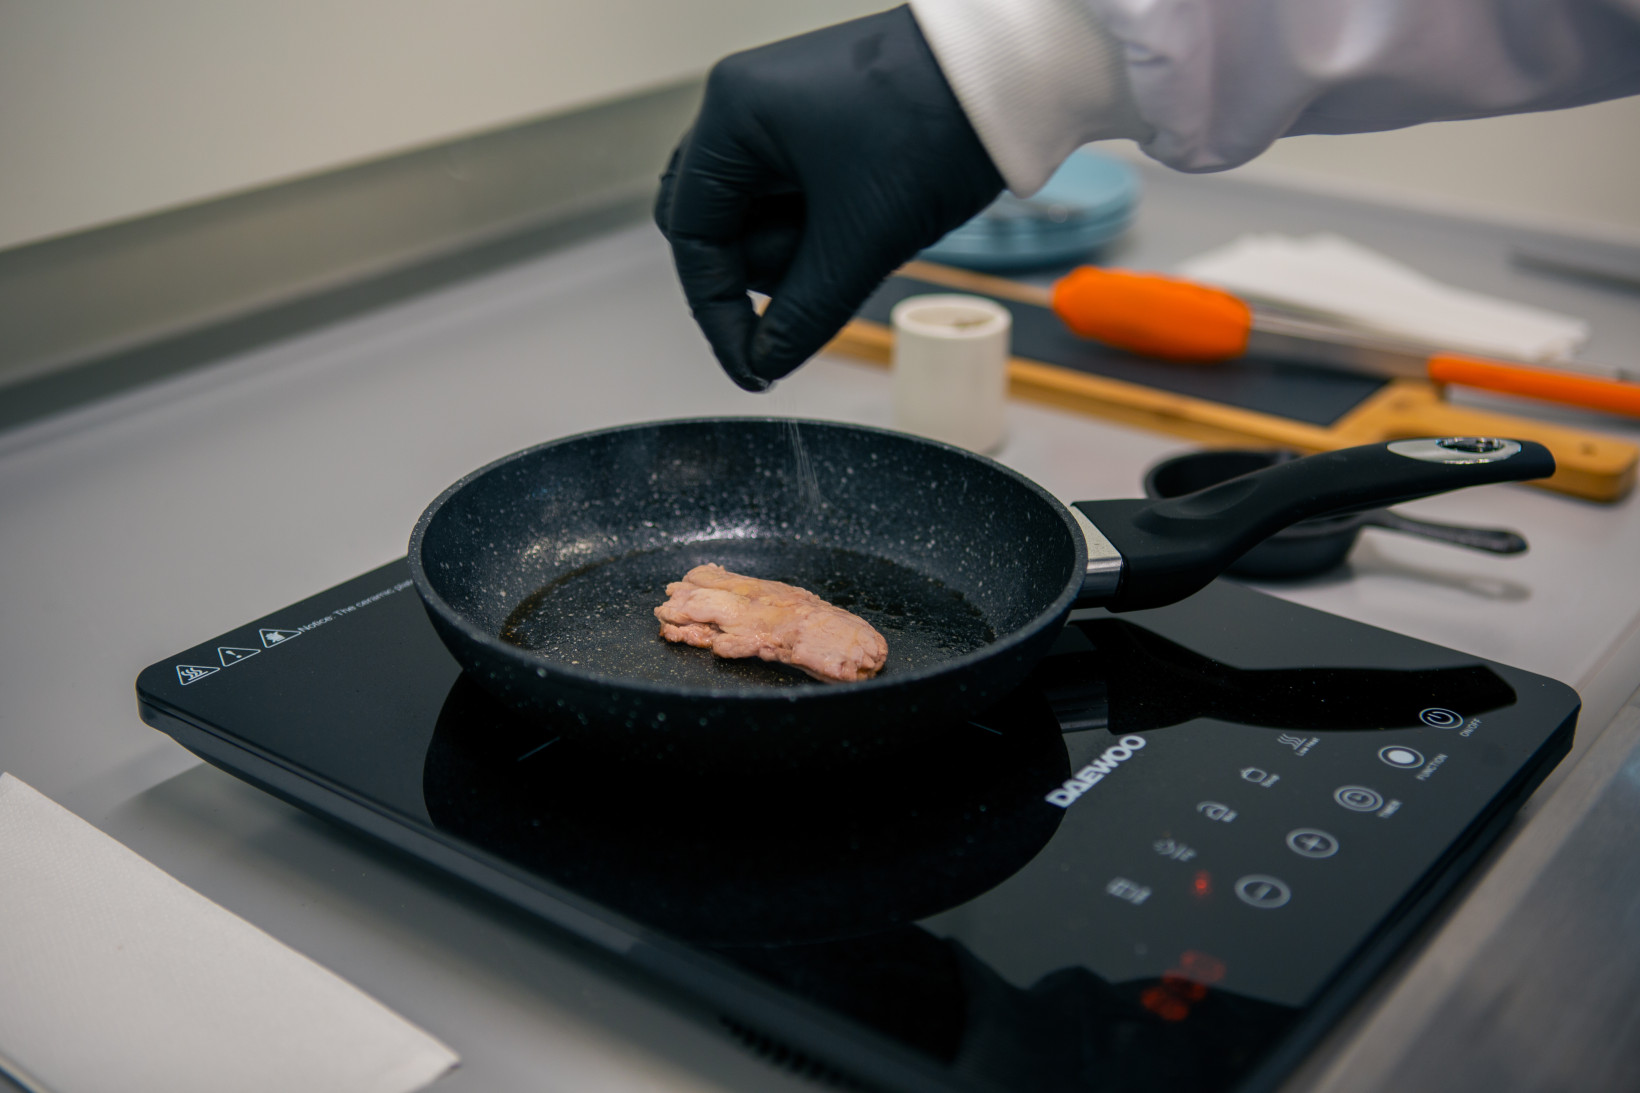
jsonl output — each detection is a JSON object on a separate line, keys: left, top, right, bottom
{"left": 654, "top": 5, "right": 1005, "bottom": 391}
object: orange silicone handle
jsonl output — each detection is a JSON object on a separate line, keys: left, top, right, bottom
{"left": 1052, "top": 267, "right": 1253, "bottom": 362}
{"left": 1427, "top": 354, "right": 1640, "bottom": 419}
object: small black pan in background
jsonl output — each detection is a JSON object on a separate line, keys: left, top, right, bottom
{"left": 1143, "top": 448, "right": 1528, "bottom": 579}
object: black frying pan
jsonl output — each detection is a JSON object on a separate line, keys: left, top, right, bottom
{"left": 409, "top": 419, "right": 1552, "bottom": 773}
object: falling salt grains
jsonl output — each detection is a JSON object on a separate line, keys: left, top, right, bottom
{"left": 783, "top": 419, "right": 825, "bottom": 511}
{"left": 770, "top": 387, "right": 825, "bottom": 511}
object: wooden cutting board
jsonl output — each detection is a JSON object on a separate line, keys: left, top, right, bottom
{"left": 826, "top": 261, "right": 1637, "bottom": 502}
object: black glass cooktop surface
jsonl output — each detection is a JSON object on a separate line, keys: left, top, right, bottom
{"left": 137, "top": 561, "right": 1577, "bottom": 1093}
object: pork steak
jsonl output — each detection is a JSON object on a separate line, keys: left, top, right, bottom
{"left": 654, "top": 564, "right": 889, "bottom": 683}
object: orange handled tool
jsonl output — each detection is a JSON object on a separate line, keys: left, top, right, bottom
{"left": 1052, "top": 266, "right": 1640, "bottom": 418}
{"left": 1423, "top": 354, "right": 1640, "bottom": 416}
{"left": 1053, "top": 267, "right": 1254, "bottom": 361}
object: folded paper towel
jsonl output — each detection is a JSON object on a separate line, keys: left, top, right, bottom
{"left": 0, "top": 772, "right": 458, "bottom": 1093}
{"left": 1177, "top": 233, "right": 1589, "bottom": 364}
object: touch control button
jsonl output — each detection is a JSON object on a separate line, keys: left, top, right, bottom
{"left": 1235, "top": 875, "right": 1292, "bottom": 909}
{"left": 1334, "top": 785, "right": 1385, "bottom": 812}
{"left": 1380, "top": 745, "right": 1424, "bottom": 769}
{"left": 1286, "top": 828, "right": 1340, "bottom": 859}
{"left": 1420, "top": 707, "right": 1463, "bottom": 729}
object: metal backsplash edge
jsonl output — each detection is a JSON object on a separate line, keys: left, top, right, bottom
{"left": 0, "top": 78, "right": 703, "bottom": 431}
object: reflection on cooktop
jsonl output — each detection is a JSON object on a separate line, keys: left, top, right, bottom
{"left": 732, "top": 930, "right": 1294, "bottom": 1093}
{"left": 423, "top": 616, "right": 1519, "bottom": 950}
{"left": 423, "top": 675, "right": 1069, "bottom": 946}
{"left": 422, "top": 668, "right": 1302, "bottom": 1092}
{"left": 1044, "top": 619, "right": 1516, "bottom": 733}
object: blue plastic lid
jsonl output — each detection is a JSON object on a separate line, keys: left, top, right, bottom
{"left": 921, "top": 149, "right": 1140, "bottom": 272}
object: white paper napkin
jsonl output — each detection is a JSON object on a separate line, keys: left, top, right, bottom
{"left": 0, "top": 773, "right": 458, "bottom": 1093}
{"left": 1177, "top": 233, "right": 1589, "bottom": 363}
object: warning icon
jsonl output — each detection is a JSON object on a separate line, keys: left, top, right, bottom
{"left": 176, "top": 664, "right": 219, "bottom": 686}
{"left": 218, "top": 646, "right": 260, "bottom": 666}
{"left": 259, "top": 628, "right": 301, "bottom": 648}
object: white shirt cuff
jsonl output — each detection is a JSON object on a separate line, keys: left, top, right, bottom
{"left": 909, "top": 0, "right": 1148, "bottom": 194}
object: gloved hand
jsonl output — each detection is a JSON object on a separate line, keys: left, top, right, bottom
{"left": 654, "top": 5, "right": 1004, "bottom": 391}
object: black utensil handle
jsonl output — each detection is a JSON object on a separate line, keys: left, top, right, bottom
{"left": 1363, "top": 510, "right": 1529, "bottom": 554}
{"left": 1075, "top": 437, "right": 1554, "bottom": 610}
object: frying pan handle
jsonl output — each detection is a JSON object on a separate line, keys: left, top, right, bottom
{"left": 1074, "top": 437, "right": 1554, "bottom": 611}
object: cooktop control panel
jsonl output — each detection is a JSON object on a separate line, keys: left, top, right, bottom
{"left": 966, "top": 612, "right": 1548, "bottom": 1013}
{"left": 138, "top": 561, "right": 1576, "bottom": 1093}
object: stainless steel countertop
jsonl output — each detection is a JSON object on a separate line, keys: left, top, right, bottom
{"left": 2, "top": 169, "right": 1638, "bottom": 1092}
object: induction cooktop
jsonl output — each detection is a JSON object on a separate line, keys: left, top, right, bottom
{"left": 137, "top": 561, "right": 1577, "bottom": 1093}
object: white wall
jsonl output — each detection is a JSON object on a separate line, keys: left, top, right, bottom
{"left": 2, "top": 1, "right": 1637, "bottom": 252}
{"left": 0, "top": 0, "right": 882, "bottom": 251}
{"left": 1225, "top": 95, "right": 1640, "bottom": 242}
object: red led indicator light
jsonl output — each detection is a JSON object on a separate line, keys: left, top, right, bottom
{"left": 1142, "top": 951, "right": 1228, "bottom": 1022}
{"left": 1141, "top": 985, "right": 1191, "bottom": 1022}
{"left": 1192, "top": 870, "right": 1213, "bottom": 898}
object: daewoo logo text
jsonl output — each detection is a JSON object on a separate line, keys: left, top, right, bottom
{"left": 1045, "top": 735, "right": 1148, "bottom": 808}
